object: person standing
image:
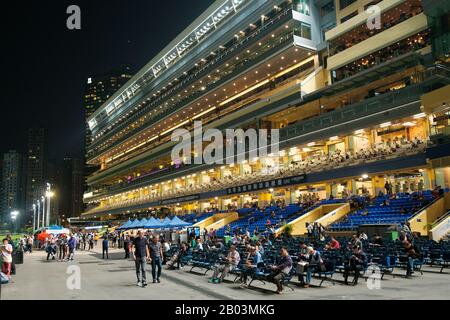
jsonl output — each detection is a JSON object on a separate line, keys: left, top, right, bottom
{"left": 57, "top": 235, "right": 66, "bottom": 261}
{"left": 123, "top": 235, "right": 131, "bottom": 259}
{"left": 102, "top": 236, "right": 109, "bottom": 259}
{"left": 88, "top": 233, "right": 94, "bottom": 250}
{"left": 132, "top": 230, "right": 150, "bottom": 287}
{"left": 1, "top": 238, "right": 13, "bottom": 279}
{"left": 161, "top": 239, "right": 170, "bottom": 264}
{"left": 67, "top": 234, "right": 77, "bottom": 261}
{"left": 81, "top": 233, "right": 86, "bottom": 250}
{"left": 149, "top": 235, "right": 164, "bottom": 283}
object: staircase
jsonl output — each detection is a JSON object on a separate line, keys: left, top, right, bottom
{"left": 443, "top": 232, "right": 450, "bottom": 241}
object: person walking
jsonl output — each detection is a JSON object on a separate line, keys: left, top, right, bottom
{"left": 102, "top": 236, "right": 109, "bottom": 259}
{"left": 123, "top": 235, "right": 131, "bottom": 259}
{"left": 149, "top": 235, "right": 164, "bottom": 283}
{"left": 1, "top": 238, "right": 13, "bottom": 279}
{"left": 132, "top": 230, "right": 150, "bottom": 287}
{"left": 88, "top": 233, "right": 94, "bottom": 250}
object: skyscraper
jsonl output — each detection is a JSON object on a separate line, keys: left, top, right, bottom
{"left": 48, "top": 157, "right": 85, "bottom": 225}
{"left": 83, "top": 65, "right": 134, "bottom": 195}
{"left": 84, "top": 65, "right": 133, "bottom": 148}
{"left": 25, "top": 128, "right": 47, "bottom": 226}
{"left": 1, "top": 150, "right": 26, "bottom": 223}
{"left": 71, "top": 157, "right": 84, "bottom": 219}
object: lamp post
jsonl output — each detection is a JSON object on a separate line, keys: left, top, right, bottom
{"left": 36, "top": 200, "right": 41, "bottom": 230}
{"left": 41, "top": 196, "right": 45, "bottom": 229}
{"left": 45, "top": 183, "right": 54, "bottom": 227}
{"left": 32, "top": 203, "right": 37, "bottom": 232}
{"left": 11, "top": 210, "right": 19, "bottom": 232}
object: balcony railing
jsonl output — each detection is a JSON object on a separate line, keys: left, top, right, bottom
{"left": 88, "top": 6, "right": 294, "bottom": 153}
{"left": 84, "top": 143, "right": 428, "bottom": 216}
{"left": 280, "top": 83, "right": 425, "bottom": 141}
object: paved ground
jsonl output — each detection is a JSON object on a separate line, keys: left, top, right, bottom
{"left": 2, "top": 247, "right": 450, "bottom": 300}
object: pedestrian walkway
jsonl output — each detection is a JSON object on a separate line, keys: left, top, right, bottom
{"left": 2, "top": 247, "right": 450, "bottom": 300}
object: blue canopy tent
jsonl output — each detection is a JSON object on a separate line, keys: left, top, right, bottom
{"left": 126, "top": 219, "right": 143, "bottom": 230}
{"left": 136, "top": 218, "right": 149, "bottom": 228}
{"left": 143, "top": 217, "right": 163, "bottom": 229}
{"left": 48, "top": 225, "right": 64, "bottom": 230}
{"left": 168, "top": 216, "right": 192, "bottom": 228}
{"left": 161, "top": 217, "right": 172, "bottom": 227}
{"left": 117, "top": 220, "right": 132, "bottom": 230}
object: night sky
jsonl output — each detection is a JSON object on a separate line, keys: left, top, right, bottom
{"left": 0, "top": 0, "right": 214, "bottom": 159}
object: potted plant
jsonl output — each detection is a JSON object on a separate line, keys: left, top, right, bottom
{"left": 282, "top": 224, "right": 293, "bottom": 238}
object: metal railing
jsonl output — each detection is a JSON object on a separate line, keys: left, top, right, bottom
{"left": 280, "top": 82, "right": 425, "bottom": 141}
{"left": 88, "top": 6, "right": 293, "bottom": 152}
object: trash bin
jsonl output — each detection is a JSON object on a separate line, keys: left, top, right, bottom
{"left": 224, "top": 236, "right": 231, "bottom": 245}
{"left": 12, "top": 250, "right": 24, "bottom": 265}
{"left": 385, "top": 231, "right": 398, "bottom": 241}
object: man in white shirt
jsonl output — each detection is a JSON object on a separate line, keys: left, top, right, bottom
{"left": 209, "top": 245, "right": 240, "bottom": 283}
{"left": 1, "top": 238, "right": 13, "bottom": 278}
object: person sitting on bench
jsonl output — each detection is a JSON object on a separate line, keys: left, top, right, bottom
{"left": 403, "top": 239, "right": 420, "bottom": 277}
{"left": 210, "top": 245, "right": 240, "bottom": 283}
{"left": 298, "top": 246, "right": 324, "bottom": 288}
{"left": 267, "top": 246, "right": 293, "bottom": 294}
{"left": 343, "top": 245, "right": 367, "bottom": 285}
{"left": 239, "top": 247, "right": 263, "bottom": 287}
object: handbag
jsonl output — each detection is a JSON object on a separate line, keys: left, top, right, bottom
{"left": 319, "top": 263, "right": 327, "bottom": 272}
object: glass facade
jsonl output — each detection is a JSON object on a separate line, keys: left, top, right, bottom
{"left": 293, "top": 0, "right": 310, "bottom": 16}
{"left": 294, "top": 21, "right": 312, "bottom": 40}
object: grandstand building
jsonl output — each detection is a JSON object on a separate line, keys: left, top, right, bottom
{"left": 82, "top": 0, "right": 450, "bottom": 240}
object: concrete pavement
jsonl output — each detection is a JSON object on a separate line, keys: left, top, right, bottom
{"left": 2, "top": 246, "right": 450, "bottom": 300}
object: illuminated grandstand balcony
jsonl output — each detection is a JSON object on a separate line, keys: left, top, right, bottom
{"left": 326, "top": 0, "right": 428, "bottom": 73}
{"left": 86, "top": 45, "right": 316, "bottom": 172}
{"left": 85, "top": 1, "right": 335, "bottom": 173}
{"left": 83, "top": 62, "right": 449, "bottom": 197}
{"left": 82, "top": 85, "right": 450, "bottom": 218}
{"left": 86, "top": 1, "right": 301, "bottom": 158}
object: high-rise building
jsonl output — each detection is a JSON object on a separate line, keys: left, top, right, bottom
{"left": 55, "top": 157, "right": 84, "bottom": 224}
{"left": 1, "top": 150, "right": 26, "bottom": 223}
{"left": 71, "top": 158, "right": 84, "bottom": 219}
{"left": 84, "top": 65, "right": 134, "bottom": 149}
{"left": 83, "top": 66, "right": 134, "bottom": 201}
{"left": 25, "top": 128, "right": 47, "bottom": 226}
{"left": 82, "top": 0, "right": 450, "bottom": 240}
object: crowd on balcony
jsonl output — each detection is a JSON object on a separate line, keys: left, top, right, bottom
{"left": 334, "top": 31, "right": 430, "bottom": 82}
{"left": 85, "top": 136, "right": 426, "bottom": 215}
{"left": 329, "top": 4, "right": 424, "bottom": 56}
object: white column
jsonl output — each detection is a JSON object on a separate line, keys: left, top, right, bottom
{"left": 32, "top": 204, "right": 37, "bottom": 232}
{"left": 41, "top": 196, "right": 45, "bottom": 229}
{"left": 46, "top": 195, "right": 51, "bottom": 227}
